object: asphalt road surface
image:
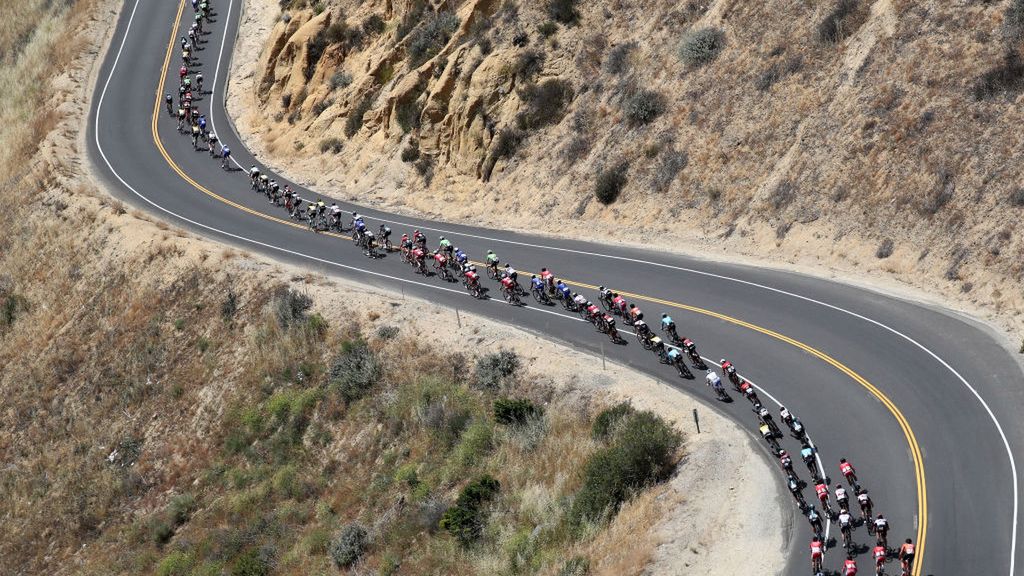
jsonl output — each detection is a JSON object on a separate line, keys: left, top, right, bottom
{"left": 87, "top": 0, "right": 1024, "bottom": 573}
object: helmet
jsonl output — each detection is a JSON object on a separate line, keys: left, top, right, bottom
{"left": 586, "top": 301, "right": 592, "bottom": 306}
{"left": 836, "top": 484, "right": 842, "bottom": 489}
{"left": 599, "top": 285, "right": 605, "bottom": 291}
{"left": 531, "top": 274, "right": 537, "bottom": 279}
{"left": 720, "top": 358, "right": 727, "bottom": 365}
{"left": 416, "top": 229, "right": 421, "bottom": 234}
{"left": 542, "top": 268, "right": 548, "bottom": 272}
{"left": 331, "top": 202, "right": 337, "bottom": 206}
{"left": 209, "top": 133, "right": 216, "bottom": 139}
{"left": 779, "top": 450, "right": 788, "bottom": 458}
{"left": 877, "top": 514, "right": 884, "bottom": 519}
{"left": 454, "top": 247, "right": 459, "bottom": 252}
{"left": 470, "top": 265, "right": 477, "bottom": 272}
{"left": 840, "top": 458, "right": 848, "bottom": 463}
{"left": 487, "top": 249, "right": 493, "bottom": 254}
{"left": 571, "top": 292, "right": 578, "bottom": 297}
{"left": 440, "top": 236, "right": 445, "bottom": 240}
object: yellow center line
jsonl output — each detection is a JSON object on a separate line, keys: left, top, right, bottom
{"left": 150, "top": 1, "right": 925, "bottom": 569}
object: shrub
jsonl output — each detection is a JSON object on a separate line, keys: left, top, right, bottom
{"left": 547, "top": 0, "right": 577, "bottom": 24}
{"left": 439, "top": 475, "right": 500, "bottom": 545}
{"left": 281, "top": 93, "right": 292, "bottom": 109}
{"left": 769, "top": 181, "right": 796, "bottom": 211}
{"left": 818, "top": 0, "right": 858, "bottom": 44}
{"left": 396, "top": 98, "right": 423, "bottom": 133}
{"left": 538, "top": 21, "right": 558, "bottom": 37}
{"left": 559, "top": 556, "right": 590, "bottom": 576}
{"left": 221, "top": 289, "right": 238, "bottom": 321}
{"left": 362, "top": 14, "right": 386, "bottom": 36}
{"left": 407, "top": 11, "right": 460, "bottom": 67}
{"left": 624, "top": 89, "right": 664, "bottom": 126}
{"left": 595, "top": 162, "right": 629, "bottom": 205}
{"left": 414, "top": 156, "right": 435, "bottom": 184}
{"left": 329, "top": 340, "right": 381, "bottom": 403}
{"left": 329, "top": 71, "right": 352, "bottom": 90}
{"left": 306, "top": 33, "right": 329, "bottom": 81}
{"left": 156, "top": 551, "right": 194, "bottom": 576}
{"left": 562, "top": 135, "right": 592, "bottom": 163}
{"left": 592, "top": 402, "right": 633, "bottom": 440}
{"left": 876, "top": 238, "right": 894, "bottom": 259}
{"left": 396, "top": 1, "right": 427, "bottom": 40}
{"left": 376, "top": 325, "right": 399, "bottom": 340}
{"left": 168, "top": 494, "right": 196, "bottom": 526}
{"left": 652, "top": 150, "right": 688, "bottom": 192}
{"left": 0, "top": 293, "right": 28, "bottom": 330}
{"left": 604, "top": 42, "right": 636, "bottom": 75}
{"left": 319, "top": 137, "right": 343, "bottom": 153}
{"left": 493, "top": 398, "right": 541, "bottom": 425}
{"left": 1011, "top": 188, "right": 1024, "bottom": 207}
{"left": 517, "top": 79, "right": 574, "bottom": 130}
{"left": 571, "top": 410, "right": 681, "bottom": 525}
{"left": 973, "top": 49, "right": 1024, "bottom": 100}
{"left": 454, "top": 420, "right": 494, "bottom": 467}
{"left": 344, "top": 96, "right": 373, "bottom": 137}
{"left": 400, "top": 145, "right": 420, "bottom": 163}
{"left": 512, "top": 49, "right": 545, "bottom": 81}
{"left": 232, "top": 548, "right": 272, "bottom": 576}
{"left": 272, "top": 287, "right": 313, "bottom": 328}
{"left": 492, "top": 127, "right": 525, "bottom": 160}
{"left": 678, "top": 27, "right": 725, "bottom": 67}
{"left": 475, "top": 349, "right": 520, "bottom": 389}
{"left": 329, "top": 523, "right": 368, "bottom": 567}
{"left": 311, "top": 98, "right": 334, "bottom": 116}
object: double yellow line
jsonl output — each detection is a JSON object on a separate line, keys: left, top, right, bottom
{"left": 149, "top": 0, "right": 926, "bottom": 569}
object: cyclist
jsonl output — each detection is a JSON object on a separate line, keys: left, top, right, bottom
{"left": 611, "top": 292, "right": 627, "bottom": 316}
{"left": 555, "top": 280, "right": 571, "bottom": 302}
{"left": 363, "top": 230, "right": 376, "bottom": 256}
{"left": 790, "top": 417, "right": 806, "bottom": 438}
{"left": 572, "top": 292, "right": 588, "bottom": 311}
{"left": 191, "top": 123, "right": 201, "bottom": 149}
{"left": 165, "top": 93, "right": 174, "bottom": 115}
{"left": 499, "top": 274, "right": 517, "bottom": 298}
{"left": 720, "top": 358, "right": 734, "bottom": 375}
{"left": 814, "top": 481, "right": 830, "bottom": 514}
{"left": 249, "top": 165, "right": 260, "bottom": 189}
{"left": 585, "top": 301, "right": 602, "bottom": 323}
{"left": 801, "top": 443, "right": 816, "bottom": 473}
{"left": 874, "top": 514, "right": 890, "bottom": 549}
{"left": 330, "top": 203, "right": 343, "bottom": 228}
{"left": 835, "top": 484, "right": 849, "bottom": 510}
{"left": 503, "top": 263, "right": 518, "bottom": 283}
{"left": 759, "top": 423, "right": 773, "bottom": 443}
{"left": 840, "top": 458, "right": 858, "bottom": 486}
{"left": 268, "top": 180, "right": 281, "bottom": 203}
{"left": 485, "top": 250, "right": 499, "bottom": 273}
{"left": 315, "top": 198, "right": 327, "bottom": 222}
{"left": 197, "top": 114, "right": 207, "bottom": 137}
{"left": 179, "top": 64, "right": 187, "bottom": 85}
{"left": 843, "top": 555, "right": 858, "bottom": 576}
{"left": 438, "top": 236, "right": 452, "bottom": 256}
{"left": 898, "top": 539, "right": 915, "bottom": 573}
{"left": 778, "top": 449, "right": 793, "bottom": 473}
{"left": 464, "top": 266, "right": 480, "bottom": 289}
{"left": 598, "top": 285, "right": 613, "bottom": 307}
{"left": 873, "top": 543, "right": 887, "bottom": 574}
{"left": 258, "top": 173, "right": 269, "bottom": 193}
{"left": 660, "top": 313, "right": 678, "bottom": 340}
{"left": 809, "top": 536, "right": 824, "bottom": 573}
{"left": 220, "top": 145, "right": 231, "bottom": 169}
{"left": 681, "top": 337, "right": 699, "bottom": 363}
{"left": 195, "top": 71, "right": 203, "bottom": 93}
{"left": 779, "top": 405, "right": 794, "bottom": 426}
{"left": 207, "top": 132, "right": 218, "bottom": 156}
{"left": 176, "top": 105, "right": 186, "bottom": 132}
{"left": 838, "top": 507, "right": 853, "bottom": 548}
{"left": 857, "top": 489, "right": 873, "bottom": 525}
{"left": 665, "top": 346, "right": 684, "bottom": 373}
{"left": 807, "top": 506, "right": 823, "bottom": 538}
{"left": 530, "top": 274, "right": 545, "bottom": 296}
{"left": 539, "top": 268, "right": 554, "bottom": 293}
{"left": 454, "top": 246, "right": 468, "bottom": 267}
{"left": 379, "top": 224, "right": 392, "bottom": 249}
{"left": 627, "top": 303, "right": 643, "bottom": 324}
{"left": 649, "top": 335, "right": 666, "bottom": 359}
{"left": 705, "top": 369, "right": 724, "bottom": 396}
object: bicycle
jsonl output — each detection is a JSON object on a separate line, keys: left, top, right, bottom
{"left": 434, "top": 261, "right": 453, "bottom": 282}
{"left": 465, "top": 279, "right": 483, "bottom": 299}
{"left": 531, "top": 285, "right": 551, "bottom": 305}
{"left": 502, "top": 286, "right": 521, "bottom": 306}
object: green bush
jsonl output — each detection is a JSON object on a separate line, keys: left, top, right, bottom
{"left": 344, "top": 96, "right": 374, "bottom": 137}
{"left": 624, "top": 89, "right": 664, "bottom": 126}
{"left": 571, "top": 410, "right": 681, "bottom": 525}
{"left": 538, "top": 21, "right": 558, "bottom": 37}
{"left": 547, "top": 0, "right": 577, "bottom": 24}
{"left": 516, "top": 79, "right": 574, "bottom": 130}
{"left": 329, "top": 523, "right": 368, "bottom": 567}
{"left": 232, "top": 548, "right": 272, "bottom": 576}
{"left": 475, "top": 349, "right": 520, "bottom": 389}
{"left": 678, "top": 27, "right": 725, "bottom": 67}
{"left": 594, "top": 162, "right": 629, "bottom": 205}
{"left": 168, "top": 493, "right": 196, "bottom": 526}
{"left": 407, "top": 11, "right": 460, "bottom": 67}
{"left": 454, "top": 420, "right": 494, "bottom": 468}
{"left": 592, "top": 402, "right": 633, "bottom": 440}
{"left": 439, "top": 475, "right": 500, "bottom": 545}
{"left": 319, "top": 137, "right": 343, "bottom": 153}
{"left": 493, "top": 398, "right": 540, "bottom": 426}
{"left": 328, "top": 340, "right": 381, "bottom": 403}
{"left": 1, "top": 293, "right": 28, "bottom": 330}
{"left": 155, "top": 551, "right": 194, "bottom": 576}
{"left": 376, "top": 325, "right": 399, "bottom": 340}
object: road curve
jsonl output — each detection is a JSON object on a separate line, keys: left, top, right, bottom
{"left": 87, "top": 0, "right": 1024, "bottom": 574}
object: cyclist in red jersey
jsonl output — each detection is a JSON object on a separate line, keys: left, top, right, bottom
{"left": 500, "top": 276, "right": 515, "bottom": 293}
{"left": 840, "top": 458, "right": 857, "bottom": 484}
{"left": 873, "top": 544, "right": 886, "bottom": 572}
{"left": 809, "top": 536, "right": 824, "bottom": 571}
{"left": 815, "top": 481, "right": 830, "bottom": 511}
{"left": 539, "top": 268, "right": 554, "bottom": 292}
{"left": 843, "top": 555, "right": 858, "bottom": 576}
{"left": 898, "top": 539, "right": 915, "bottom": 573}
{"left": 465, "top": 267, "right": 479, "bottom": 285}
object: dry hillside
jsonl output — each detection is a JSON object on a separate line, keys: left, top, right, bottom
{"left": 0, "top": 0, "right": 784, "bottom": 574}
{"left": 229, "top": 0, "right": 1024, "bottom": 338}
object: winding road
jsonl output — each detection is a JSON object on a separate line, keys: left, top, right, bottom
{"left": 87, "top": 0, "right": 1024, "bottom": 573}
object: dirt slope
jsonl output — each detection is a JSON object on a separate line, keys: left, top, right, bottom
{"left": 228, "top": 0, "right": 1024, "bottom": 341}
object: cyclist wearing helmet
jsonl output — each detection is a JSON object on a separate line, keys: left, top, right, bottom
{"left": 165, "top": 93, "right": 174, "bottom": 115}
{"left": 438, "top": 236, "right": 452, "bottom": 255}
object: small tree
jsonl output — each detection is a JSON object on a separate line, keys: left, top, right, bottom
{"left": 678, "top": 28, "right": 725, "bottom": 67}
{"left": 595, "top": 162, "right": 629, "bottom": 205}
{"left": 329, "top": 523, "right": 368, "bottom": 568}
